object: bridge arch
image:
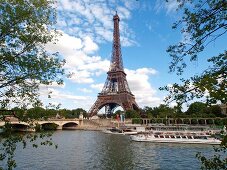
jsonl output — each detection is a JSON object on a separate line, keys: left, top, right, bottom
{"left": 40, "top": 122, "right": 59, "bottom": 130}
{"left": 96, "top": 102, "right": 124, "bottom": 116}
{"left": 62, "top": 122, "right": 78, "bottom": 130}
{"left": 10, "top": 123, "right": 32, "bottom": 132}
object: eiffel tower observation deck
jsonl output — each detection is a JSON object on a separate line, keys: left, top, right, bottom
{"left": 89, "top": 12, "right": 139, "bottom": 117}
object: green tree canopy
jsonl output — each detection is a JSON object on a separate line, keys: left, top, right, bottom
{"left": 125, "top": 109, "right": 140, "bottom": 119}
{"left": 143, "top": 104, "right": 181, "bottom": 118}
{"left": 161, "top": 1, "right": 227, "bottom": 169}
{"left": 27, "top": 107, "right": 46, "bottom": 119}
{"left": 0, "top": 0, "right": 65, "bottom": 109}
{"left": 0, "top": 1, "right": 63, "bottom": 169}
{"left": 160, "top": 0, "right": 227, "bottom": 106}
{"left": 186, "top": 102, "right": 207, "bottom": 115}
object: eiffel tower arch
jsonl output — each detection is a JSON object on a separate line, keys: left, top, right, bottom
{"left": 89, "top": 12, "right": 139, "bottom": 117}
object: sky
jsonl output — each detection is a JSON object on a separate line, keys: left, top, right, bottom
{"left": 41, "top": 0, "right": 226, "bottom": 112}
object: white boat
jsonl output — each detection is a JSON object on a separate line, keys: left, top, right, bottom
{"left": 130, "top": 132, "right": 221, "bottom": 145}
{"left": 122, "top": 128, "right": 138, "bottom": 135}
{"left": 103, "top": 127, "right": 137, "bottom": 135}
{"left": 103, "top": 127, "right": 124, "bottom": 134}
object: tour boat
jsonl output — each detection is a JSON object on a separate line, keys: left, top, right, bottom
{"left": 103, "top": 127, "right": 137, "bottom": 135}
{"left": 103, "top": 127, "right": 124, "bottom": 134}
{"left": 130, "top": 132, "right": 221, "bottom": 145}
{"left": 122, "top": 128, "right": 138, "bottom": 135}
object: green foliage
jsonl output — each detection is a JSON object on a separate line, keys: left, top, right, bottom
{"left": 132, "top": 118, "right": 142, "bottom": 124}
{"left": 142, "top": 104, "right": 181, "bottom": 118}
{"left": 161, "top": 0, "right": 227, "bottom": 105}
{"left": 214, "top": 119, "right": 223, "bottom": 126}
{"left": 0, "top": 0, "right": 65, "bottom": 108}
{"left": 196, "top": 135, "right": 227, "bottom": 170}
{"left": 167, "top": 0, "right": 227, "bottom": 74}
{"left": 62, "top": 108, "right": 87, "bottom": 119}
{"left": 205, "top": 105, "right": 224, "bottom": 117}
{"left": 186, "top": 102, "right": 207, "bottom": 115}
{"left": 125, "top": 110, "right": 140, "bottom": 119}
{"left": 27, "top": 107, "right": 46, "bottom": 119}
{"left": 41, "top": 123, "right": 58, "bottom": 130}
{"left": 161, "top": 3, "right": 227, "bottom": 166}
{"left": 191, "top": 119, "right": 198, "bottom": 125}
{"left": 0, "top": 0, "right": 63, "bottom": 169}
{"left": 0, "top": 127, "right": 57, "bottom": 170}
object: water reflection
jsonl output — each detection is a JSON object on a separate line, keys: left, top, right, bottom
{"left": 0, "top": 131, "right": 213, "bottom": 170}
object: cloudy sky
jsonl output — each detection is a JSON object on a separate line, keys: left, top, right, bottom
{"left": 41, "top": 0, "right": 226, "bottom": 112}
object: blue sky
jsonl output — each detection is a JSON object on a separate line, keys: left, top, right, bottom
{"left": 41, "top": 0, "right": 226, "bottom": 112}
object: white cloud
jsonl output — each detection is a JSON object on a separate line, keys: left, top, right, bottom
{"left": 46, "top": 31, "right": 83, "bottom": 56}
{"left": 136, "top": 68, "right": 157, "bottom": 75}
{"left": 39, "top": 82, "right": 65, "bottom": 89}
{"left": 124, "top": 1, "right": 139, "bottom": 10}
{"left": 46, "top": 31, "right": 109, "bottom": 84}
{"left": 41, "top": 1, "right": 163, "bottom": 110}
{"left": 90, "top": 83, "right": 104, "bottom": 91}
{"left": 116, "top": 6, "right": 131, "bottom": 19}
{"left": 68, "top": 70, "right": 94, "bottom": 84}
{"left": 73, "top": 97, "right": 96, "bottom": 111}
{"left": 78, "top": 88, "right": 92, "bottom": 93}
{"left": 83, "top": 36, "right": 99, "bottom": 54}
{"left": 57, "top": 0, "right": 136, "bottom": 46}
{"left": 155, "top": 0, "right": 180, "bottom": 14}
{"left": 125, "top": 68, "right": 161, "bottom": 108}
{"left": 45, "top": 88, "right": 87, "bottom": 100}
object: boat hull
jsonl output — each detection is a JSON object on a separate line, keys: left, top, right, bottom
{"left": 130, "top": 135, "right": 221, "bottom": 145}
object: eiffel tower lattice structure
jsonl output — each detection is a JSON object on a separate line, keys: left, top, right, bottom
{"left": 89, "top": 12, "right": 139, "bottom": 117}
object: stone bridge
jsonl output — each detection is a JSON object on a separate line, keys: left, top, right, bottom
{"left": 0, "top": 119, "right": 82, "bottom": 131}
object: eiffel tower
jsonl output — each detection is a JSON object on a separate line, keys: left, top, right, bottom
{"left": 89, "top": 12, "right": 139, "bottom": 117}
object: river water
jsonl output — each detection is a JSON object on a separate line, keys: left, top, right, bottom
{"left": 2, "top": 130, "right": 214, "bottom": 170}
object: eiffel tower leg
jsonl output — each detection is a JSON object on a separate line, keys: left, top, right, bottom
{"left": 89, "top": 99, "right": 102, "bottom": 117}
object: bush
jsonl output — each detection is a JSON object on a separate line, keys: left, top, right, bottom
{"left": 183, "top": 119, "right": 190, "bottom": 124}
{"left": 191, "top": 119, "right": 198, "bottom": 125}
{"left": 132, "top": 118, "right": 142, "bottom": 124}
{"left": 198, "top": 119, "right": 206, "bottom": 125}
{"left": 206, "top": 119, "right": 214, "bottom": 125}
{"left": 214, "top": 119, "right": 223, "bottom": 126}
{"left": 176, "top": 118, "right": 183, "bottom": 124}
{"left": 157, "top": 119, "right": 163, "bottom": 123}
{"left": 41, "top": 123, "right": 58, "bottom": 130}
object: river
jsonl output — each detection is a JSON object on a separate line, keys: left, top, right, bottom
{"left": 1, "top": 130, "right": 214, "bottom": 170}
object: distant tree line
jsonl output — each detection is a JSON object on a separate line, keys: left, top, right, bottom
{"left": 123, "top": 102, "right": 225, "bottom": 119}
{"left": 1, "top": 101, "right": 224, "bottom": 121}
{"left": 1, "top": 107, "right": 87, "bottom": 120}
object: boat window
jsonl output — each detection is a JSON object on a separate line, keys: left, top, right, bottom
{"left": 182, "top": 136, "right": 186, "bottom": 139}
{"left": 154, "top": 135, "right": 159, "bottom": 138}
{"left": 187, "top": 136, "right": 192, "bottom": 139}
{"left": 165, "top": 135, "right": 170, "bottom": 138}
{"left": 176, "top": 136, "right": 181, "bottom": 139}
{"left": 170, "top": 135, "right": 175, "bottom": 138}
{"left": 194, "top": 136, "right": 199, "bottom": 139}
{"left": 160, "top": 135, "right": 164, "bottom": 138}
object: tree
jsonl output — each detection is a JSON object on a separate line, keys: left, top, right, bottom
{"left": 0, "top": 0, "right": 65, "bottom": 109}
{"left": 143, "top": 105, "right": 180, "bottom": 118}
{"left": 125, "top": 109, "right": 140, "bottom": 119}
{"left": 27, "top": 107, "right": 46, "bottom": 119}
{"left": 160, "top": 0, "right": 226, "bottom": 106}
{"left": 205, "top": 105, "right": 224, "bottom": 117}
{"left": 0, "top": 0, "right": 63, "bottom": 169}
{"left": 161, "top": 0, "right": 227, "bottom": 169}
{"left": 196, "top": 135, "right": 227, "bottom": 170}
{"left": 186, "top": 102, "right": 207, "bottom": 115}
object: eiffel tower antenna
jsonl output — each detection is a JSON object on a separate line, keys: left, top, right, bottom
{"left": 89, "top": 13, "right": 139, "bottom": 117}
